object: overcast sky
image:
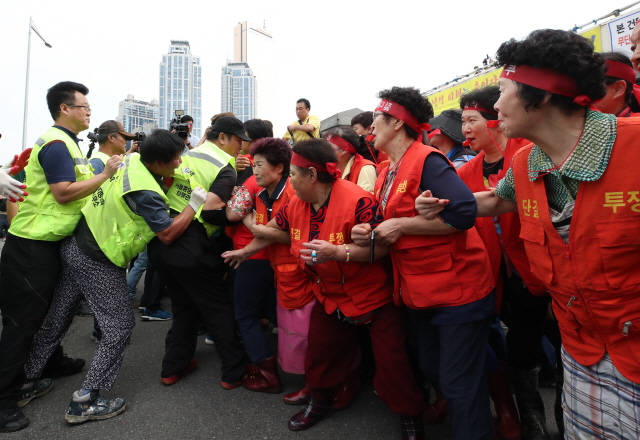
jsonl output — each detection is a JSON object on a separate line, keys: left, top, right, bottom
{"left": 0, "top": 0, "right": 624, "bottom": 163}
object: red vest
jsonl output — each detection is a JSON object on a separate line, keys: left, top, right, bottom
{"left": 457, "top": 139, "right": 547, "bottom": 310}
{"left": 255, "top": 178, "right": 315, "bottom": 309}
{"left": 345, "top": 154, "right": 376, "bottom": 187}
{"left": 287, "top": 179, "right": 393, "bottom": 316}
{"left": 375, "top": 141, "right": 494, "bottom": 309}
{"left": 227, "top": 176, "right": 268, "bottom": 260}
{"left": 513, "top": 117, "right": 640, "bottom": 382}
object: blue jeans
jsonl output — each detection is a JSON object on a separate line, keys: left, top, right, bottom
{"left": 127, "top": 249, "right": 148, "bottom": 300}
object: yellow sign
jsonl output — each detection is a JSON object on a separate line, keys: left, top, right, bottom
{"left": 428, "top": 27, "right": 602, "bottom": 115}
{"left": 428, "top": 69, "right": 503, "bottom": 115}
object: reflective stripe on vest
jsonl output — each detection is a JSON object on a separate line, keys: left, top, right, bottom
{"left": 166, "top": 142, "right": 234, "bottom": 237}
{"left": 82, "top": 153, "right": 168, "bottom": 267}
{"left": 10, "top": 127, "right": 93, "bottom": 241}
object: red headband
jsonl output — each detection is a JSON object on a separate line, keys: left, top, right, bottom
{"left": 606, "top": 60, "right": 636, "bottom": 83}
{"left": 427, "top": 128, "right": 441, "bottom": 140}
{"left": 291, "top": 152, "right": 341, "bottom": 178}
{"left": 463, "top": 101, "right": 498, "bottom": 115}
{"left": 500, "top": 64, "right": 591, "bottom": 106}
{"left": 326, "top": 134, "right": 357, "bottom": 154}
{"left": 375, "top": 99, "right": 431, "bottom": 136}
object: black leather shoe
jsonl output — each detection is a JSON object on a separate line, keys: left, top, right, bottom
{"left": 41, "top": 354, "right": 85, "bottom": 379}
{"left": 17, "top": 378, "right": 53, "bottom": 408}
{"left": 288, "top": 399, "right": 333, "bottom": 431}
{"left": 0, "top": 407, "right": 29, "bottom": 433}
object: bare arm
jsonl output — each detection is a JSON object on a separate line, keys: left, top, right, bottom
{"left": 49, "top": 155, "right": 122, "bottom": 205}
{"left": 7, "top": 200, "right": 18, "bottom": 224}
{"left": 221, "top": 217, "right": 282, "bottom": 268}
{"left": 475, "top": 189, "right": 518, "bottom": 217}
{"left": 299, "top": 239, "right": 389, "bottom": 265}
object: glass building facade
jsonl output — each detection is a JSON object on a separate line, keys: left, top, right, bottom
{"left": 159, "top": 40, "right": 202, "bottom": 137}
{"left": 221, "top": 62, "right": 257, "bottom": 122}
{"left": 117, "top": 95, "right": 159, "bottom": 135}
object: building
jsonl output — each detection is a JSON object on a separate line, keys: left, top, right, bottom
{"left": 116, "top": 94, "right": 159, "bottom": 136}
{"left": 233, "top": 22, "right": 276, "bottom": 127}
{"left": 221, "top": 61, "right": 257, "bottom": 122}
{"left": 159, "top": 40, "right": 202, "bottom": 137}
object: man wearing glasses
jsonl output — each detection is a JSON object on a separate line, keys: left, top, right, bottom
{"left": 0, "top": 81, "right": 122, "bottom": 432}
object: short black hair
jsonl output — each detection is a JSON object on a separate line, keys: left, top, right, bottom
{"left": 262, "top": 119, "right": 274, "bottom": 132}
{"left": 377, "top": 87, "right": 434, "bottom": 140}
{"left": 459, "top": 86, "right": 500, "bottom": 120}
{"left": 250, "top": 137, "right": 292, "bottom": 176}
{"left": 603, "top": 52, "right": 640, "bottom": 112}
{"left": 495, "top": 29, "right": 607, "bottom": 114}
{"left": 325, "top": 127, "right": 376, "bottom": 162}
{"left": 351, "top": 111, "right": 374, "bottom": 128}
{"left": 244, "top": 119, "right": 272, "bottom": 141}
{"left": 140, "top": 129, "right": 184, "bottom": 164}
{"left": 46, "top": 81, "right": 89, "bottom": 120}
{"left": 97, "top": 132, "right": 117, "bottom": 145}
{"left": 292, "top": 139, "right": 337, "bottom": 183}
{"left": 181, "top": 115, "right": 194, "bottom": 123}
{"left": 297, "top": 98, "right": 311, "bottom": 110}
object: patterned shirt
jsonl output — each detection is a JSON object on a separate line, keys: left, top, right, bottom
{"left": 496, "top": 109, "right": 617, "bottom": 212}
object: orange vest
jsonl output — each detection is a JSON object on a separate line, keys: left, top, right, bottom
{"left": 345, "top": 154, "right": 376, "bottom": 186}
{"left": 512, "top": 117, "right": 640, "bottom": 382}
{"left": 375, "top": 141, "right": 494, "bottom": 309}
{"left": 226, "top": 175, "right": 268, "bottom": 260}
{"left": 287, "top": 179, "right": 393, "bottom": 316}
{"left": 255, "top": 178, "right": 315, "bottom": 309}
{"left": 458, "top": 139, "right": 548, "bottom": 311}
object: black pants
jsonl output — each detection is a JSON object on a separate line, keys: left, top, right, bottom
{"left": 141, "top": 261, "right": 163, "bottom": 312}
{"left": 147, "top": 222, "right": 247, "bottom": 383}
{"left": 0, "top": 235, "right": 61, "bottom": 409}
{"left": 500, "top": 272, "right": 550, "bottom": 370}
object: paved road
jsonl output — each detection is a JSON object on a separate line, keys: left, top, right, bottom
{"left": 0, "top": 254, "right": 562, "bottom": 439}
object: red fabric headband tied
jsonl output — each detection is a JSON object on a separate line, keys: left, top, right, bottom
{"left": 326, "top": 134, "right": 357, "bottom": 154}
{"left": 291, "top": 152, "right": 342, "bottom": 178}
{"left": 500, "top": 64, "right": 592, "bottom": 106}
{"left": 427, "top": 128, "right": 441, "bottom": 140}
{"left": 605, "top": 60, "right": 640, "bottom": 104}
{"left": 375, "top": 99, "right": 431, "bottom": 136}
{"left": 463, "top": 101, "right": 498, "bottom": 115}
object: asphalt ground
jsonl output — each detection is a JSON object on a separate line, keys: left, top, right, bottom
{"left": 0, "top": 252, "right": 563, "bottom": 439}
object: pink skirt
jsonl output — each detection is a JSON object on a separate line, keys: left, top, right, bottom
{"left": 277, "top": 299, "right": 316, "bottom": 374}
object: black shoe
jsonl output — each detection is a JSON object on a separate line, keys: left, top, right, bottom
{"left": 288, "top": 399, "right": 333, "bottom": 431}
{"left": 40, "top": 354, "right": 85, "bottom": 379}
{"left": 0, "top": 407, "right": 29, "bottom": 433}
{"left": 17, "top": 378, "right": 53, "bottom": 408}
{"left": 65, "top": 391, "right": 127, "bottom": 424}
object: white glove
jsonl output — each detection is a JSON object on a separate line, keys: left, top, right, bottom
{"left": 0, "top": 168, "right": 27, "bottom": 202}
{"left": 188, "top": 186, "right": 207, "bottom": 213}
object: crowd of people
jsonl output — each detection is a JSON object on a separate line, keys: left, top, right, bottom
{"left": 0, "top": 26, "right": 640, "bottom": 440}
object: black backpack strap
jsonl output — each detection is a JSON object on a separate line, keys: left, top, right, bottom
{"left": 298, "top": 118, "right": 316, "bottom": 138}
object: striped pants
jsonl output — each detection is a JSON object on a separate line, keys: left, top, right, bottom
{"left": 562, "top": 347, "right": 640, "bottom": 439}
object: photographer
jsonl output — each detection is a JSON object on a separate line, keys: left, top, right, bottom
{"left": 171, "top": 114, "right": 199, "bottom": 154}
{"left": 88, "top": 121, "right": 136, "bottom": 173}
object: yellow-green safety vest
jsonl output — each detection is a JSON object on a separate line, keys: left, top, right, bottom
{"left": 81, "top": 153, "right": 168, "bottom": 268}
{"left": 10, "top": 127, "right": 93, "bottom": 241}
{"left": 91, "top": 151, "right": 111, "bottom": 167}
{"left": 166, "top": 142, "right": 235, "bottom": 237}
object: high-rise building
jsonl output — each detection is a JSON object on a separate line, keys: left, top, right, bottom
{"left": 116, "top": 94, "right": 159, "bottom": 135}
{"left": 159, "top": 40, "right": 202, "bottom": 137}
{"left": 221, "top": 61, "right": 257, "bottom": 122}
{"left": 233, "top": 22, "right": 276, "bottom": 127}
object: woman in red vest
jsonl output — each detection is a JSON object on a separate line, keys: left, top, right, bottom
{"left": 351, "top": 86, "right": 496, "bottom": 440}
{"left": 227, "top": 138, "right": 427, "bottom": 439}
{"left": 224, "top": 138, "right": 317, "bottom": 403}
{"left": 594, "top": 52, "right": 640, "bottom": 117}
{"left": 325, "top": 127, "right": 377, "bottom": 193}
{"left": 417, "top": 29, "right": 640, "bottom": 440}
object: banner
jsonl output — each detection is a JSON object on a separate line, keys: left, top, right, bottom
{"left": 608, "top": 11, "right": 640, "bottom": 56}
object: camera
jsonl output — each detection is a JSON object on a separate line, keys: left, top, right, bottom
{"left": 170, "top": 109, "right": 190, "bottom": 140}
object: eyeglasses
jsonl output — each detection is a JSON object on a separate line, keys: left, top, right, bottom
{"left": 372, "top": 111, "right": 384, "bottom": 120}
{"left": 69, "top": 104, "right": 91, "bottom": 113}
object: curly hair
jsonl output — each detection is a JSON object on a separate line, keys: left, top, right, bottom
{"left": 603, "top": 52, "right": 640, "bottom": 112}
{"left": 292, "top": 139, "right": 338, "bottom": 183}
{"left": 459, "top": 86, "right": 500, "bottom": 120}
{"left": 377, "top": 87, "right": 434, "bottom": 140}
{"left": 324, "top": 127, "right": 376, "bottom": 162}
{"left": 495, "top": 29, "right": 607, "bottom": 114}
{"left": 250, "top": 137, "right": 292, "bottom": 176}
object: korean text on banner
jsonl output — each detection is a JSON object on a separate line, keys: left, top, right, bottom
{"left": 608, "top": 11, "right": 640, "bottom": 56}
{"left": 428, "top": 69, "right": 503, "bottom": 115}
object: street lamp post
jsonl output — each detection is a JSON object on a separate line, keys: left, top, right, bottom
{"left": 22, "top": 17, "right": 52, "bottom": 151}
